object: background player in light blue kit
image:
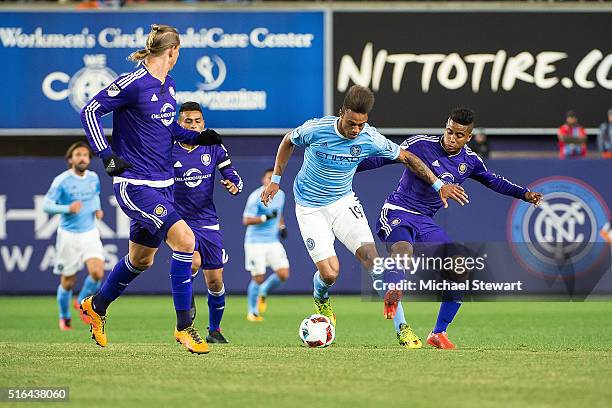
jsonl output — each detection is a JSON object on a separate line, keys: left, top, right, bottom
{"left": 173, "top": 101, "right": 243, "bottom": 343}
{"left": 261, "top": 85, "right": 467, "bottom": 342}
{"left": 243, "top": 168, "right": 290, "bottom": 321}
{"left": 43, "top": 142, "right": 105, "bottom": 331}
{"left": 358, "top": 107, "right": 543, "bottom": 349}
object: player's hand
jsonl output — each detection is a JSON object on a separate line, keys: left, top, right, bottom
{"left": 69, "top": 201, "right": 82, "bottom": 214}
{"left": 439, "top": 184, "right": 469, "bottom": 208}
{"left": 95, "top": 210, "right": 104, "bottom": 219}
{"left": 103, "top": 154, "right": 133, "bottom": 177}
{"left": 198, "top": 129, "right": 223, "bottom": 146}
{"left": 261, "top": 182, "right": 279, "bottom": 207}
{"left": 279, "top": 225, "right": 288, "bottom": 239}
{"left": 220, "top": 179, "right": 239, "bottom": 195}
{"left": 524, "top": 191, "right": 544, "bottom": 206}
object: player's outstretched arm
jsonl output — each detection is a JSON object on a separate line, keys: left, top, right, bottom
{"left": 396, "top": 149, "right": 469, "bottom": 207}
{"left": 356, "top": 157, "right": 397, "bottom": 173}
{"left": 172, "top": 122, "right": 223, "bottom": 146}
{"left": 217, "top": 148, "right": 243, "bottom": 195}
{"left": 470, "top": 159, "right": 542, "bottom": 206}
{"left": 261, "top": 133, "right": 294, "bottom": 206}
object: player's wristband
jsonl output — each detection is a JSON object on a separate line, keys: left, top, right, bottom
{"left": 432, "top": 179, "right": 444, "bottom": 192}
{"left": 271, "top": 174, "right": 281, "bottom": 184}
{"left": 260, "top": 215, "right": 267, "bottom": 223}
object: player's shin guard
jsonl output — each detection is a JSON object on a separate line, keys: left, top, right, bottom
{"left": 207, "top": 285, "right": 225, "bottom": 332}
{"left": 78, "top": 275, "right": 101, "bottom": 304}
{"left": 170, "top": 251, "right": 194, "bottom": 331}
{"left": 247, "top": 280, "right": 260, "bottom": 315}
{"left": 94, "top": 255, "right": 142, "bottom": 315}
{"left": 313, "top": 271, "right": 332, "bottom": 300}
{"left": 259, "top": 273, "right": 283, "bottom": 297}
{"left": 433, "top": 290, "right": 463, "bottom": 333}
{"left": 57, "top": 285, "right": 72, "bottom": 319}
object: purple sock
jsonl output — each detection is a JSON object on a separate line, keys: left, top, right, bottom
{"left": 94, "top": 255, "right": 142, "bottom": 315}
{"left": 207, "top": 285, "right": 225, "bottom": 332}
{"left": 433, "top": 301, "right": 461, "bottom": 333}
{"left": 170, "top": 251, "right": 194, "bottom": 330}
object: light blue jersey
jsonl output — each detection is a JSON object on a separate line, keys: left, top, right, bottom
{"left": 43, "top": 170, "right": 101, "bottom": 233}
{"left": 244, "top": 186, "right": 285, "bottom": 244}
{"left": 290, "top": 116, "right": 400, "bottom": 207}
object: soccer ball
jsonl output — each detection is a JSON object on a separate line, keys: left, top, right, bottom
{"left": 299, "top": 314, "right": 335, "bottom": 348}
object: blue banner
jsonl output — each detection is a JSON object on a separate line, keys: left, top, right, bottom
{"left": 0, "top": 11, "right": 324, "bottom": 129}
{"left": 0, "top": 155, "right": 609, "bottom": 295}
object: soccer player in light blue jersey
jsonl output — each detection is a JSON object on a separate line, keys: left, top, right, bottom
{"left": 261, "top": 85, "right": 468, "bottom": 339}
{"left": 43, "top": 142, "right": 105, "bottom": 331}
{"left": 243, "top": 168, "right": 290, "bottom": 321}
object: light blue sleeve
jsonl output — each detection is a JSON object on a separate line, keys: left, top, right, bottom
{"left": 367, "top": 126, "right": 400, "bottom": 160}
{"left": 94, "top": 173, "right": 102, "bottom": 211}
{"left": 243, "top": 191, "right": 261, "bottom": 217}
{"left": 289, "top": 120, "right": 317, "bottom": 147}
{"left": 43, "top": 177, "right": 70, "bottom": 215}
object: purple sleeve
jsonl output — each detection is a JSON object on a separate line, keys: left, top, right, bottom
{"left": 217, "top": 144, "right": 243, "bottom": 194}
{"left": 80, "top": 77, "right": 137, "bottom": 159}
{"left": 469, "top": 156, "right": 528, "bottom": 200}
{"left": 171, "top": 121, "right": 201, "bottom": 144}
{"left": 356, "top": 157, "right": 397, "bottom": 173}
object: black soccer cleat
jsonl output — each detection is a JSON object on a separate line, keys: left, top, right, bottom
{"left": 206, "top": 328, "right": 229, "bottom": 344}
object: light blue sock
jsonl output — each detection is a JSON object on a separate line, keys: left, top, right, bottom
{"left": 259, "top": 273, "right": 283, "bottom": 297}
{"left": 57, "top": 285, "right": 72, "bottom": 319}
{"left": 393, "top": 301, "right": 407, "bottom": 331}
{"left": 78, "top": 275, "right": 101, "bottom": 303}
{"left": 313, "top": 271, "right": 332, "bottom": 300}
{"left": 247, "top": 280, "right": 260, "bottom": 315}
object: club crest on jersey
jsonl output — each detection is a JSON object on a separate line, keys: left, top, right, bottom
{"left": 350, "top": 145, "right": 362, "bottom": 157}
{"left": 107, "top": 83, "right": 120, "bottom": 97}
{"left": 391, "top": 218, "right": 401, "bottom": 226}
{"left": 153, "top": 204, "right": 167, "bottom": 218}
{"left": 306, "top": 238, "right": 316, "bottom": 251}
{"left": 458, "top": 163, "right": 468, "bottom": 174}
{"left": 201, "top": 154, "right": 211, "bottom": 166}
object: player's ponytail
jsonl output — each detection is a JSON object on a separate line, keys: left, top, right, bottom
{"left": 128, "top": 24, "right": 180, "bottom": 63}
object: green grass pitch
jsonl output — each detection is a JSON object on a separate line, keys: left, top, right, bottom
{"left": 1, "top": 296, "right": 611, "bottom": 408}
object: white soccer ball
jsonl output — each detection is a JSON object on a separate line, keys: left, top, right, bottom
{"left": 299, "top": 314, "right": 335, "bottom": 348}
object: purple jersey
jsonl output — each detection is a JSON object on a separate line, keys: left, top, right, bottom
{"left": 80, "top": 64, "right": 202, "bottom": 185}
{"left": 172, "top": 142, "right": 242, "bottom": 227}
{"left": 358, "top": 135, "right": 529, "bottom": 217}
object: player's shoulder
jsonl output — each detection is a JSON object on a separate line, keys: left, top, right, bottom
{"left": 85, "top": 170, "right": 100, "bottom": 179}
{"left": 114, "top": 66, "right": 148, "bottom": 91}
{"left": 400, "top": 134, "right": 440, "bottom": 149}
{"left": 296, "top": 116, "right": 336, "bottom": 134}
{"left": 51, "top": 170, "right": 72, "bottom": 186}
{"left": 463, "top": 145, "right": 485, "bottom": 167}
{"left": 248, "top": 186, "right": 264, "bottom": 200}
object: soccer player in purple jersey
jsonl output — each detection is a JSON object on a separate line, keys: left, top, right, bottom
{"left": 357, "top": 107, "right": 543, "bottom": 349}
{"left": 78, "top": 24, "right": 224, "bottom": 354}
{"left": 173, "top": 101, "right": 243, "bottom": 344}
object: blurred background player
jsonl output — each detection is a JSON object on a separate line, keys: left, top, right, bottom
{"left": 79, "top": 24, "right": 223, "bottom": 354}
{"left": 243, "top": 168, "right": 290, "bottom": 321}
{"left": 597, "top": 108, "right": 612, "bottom": 159}
{"left": 43, "top": 142, "right": 105, "bottom": 330}
{"left": 173, "top": 101, "right": 243, "bottom": 343}
{"left": 260, "top": 85, "right": 467, "bottom": 329}
{"left": 358, "top": 107, "right": 543, "bottom": 349}
{"left": 557, "top": 110, "right": 587, "bottom": 159}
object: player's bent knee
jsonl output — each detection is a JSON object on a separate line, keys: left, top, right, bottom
{"left": 276, "top": 268, "right": 289, "bottom": 281}
{"left": 253, "top": 274, "right": 266, "bottom": 284}
{"left": 167, "top": 222, "right": 196, "bottom": 253}
{"left": 390, "top": 241, "right": 413, "bottom": 258}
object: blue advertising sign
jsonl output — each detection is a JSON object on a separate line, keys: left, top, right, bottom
{"left": 0, "top": 11, "right": 324, "bottom": 130}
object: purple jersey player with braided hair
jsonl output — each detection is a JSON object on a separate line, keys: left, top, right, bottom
{"left": 79, "top": 24, "right": 222, "bottom": 355}
{"left": 172, "top": 101, "right": 243, "bottom": 344}
{"left": 357, "top": 107, "right": 543, "bottom": 350}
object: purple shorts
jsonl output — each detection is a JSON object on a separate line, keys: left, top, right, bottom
{"left": 114, "top": 181, "right": 181, "bottom": 248}
{"left": 376, "top": 208, "right": 451, "bottom": 245}
{"left": 191, "top": 225, "right": 226, "bottom": 270}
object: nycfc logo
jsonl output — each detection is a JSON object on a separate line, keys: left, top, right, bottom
{"left": 508, "top": 177, "right": 610, "bottom": 277}
{"left": 201, "top": 154, "right": 211, "bottom": 166}
{"left": 306, "top": 238, "right": 316, "bottom": 251}
{"left": 196, "top": 55, "right": 227, "bottom": 91}
{"left": 458, "top": 163, "right": 468, "bottom": 175}
{"left": 42, "top": 54, "right": 117, "bottom": 112}
{"left": 350, "top": 145, "right": 362, "bottom": 157}
{"left": 153, "top": 205, "right": 167, "bottom": 218}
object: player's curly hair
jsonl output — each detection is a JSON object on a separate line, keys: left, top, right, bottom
{"left": 449, "top": 107, "right": 475, "bottom": 127}
{"left": 128, "top": 24, "right": 180, "bottom": 63}
{"left": 342, "top": 85, "right": 375, "bottom": 115}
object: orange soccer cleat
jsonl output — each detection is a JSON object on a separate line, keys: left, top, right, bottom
{"left": 427, "top": 331, "right": 456, "bottom": 349}
{"left": 59, "top": 318, "right": 72, "bottom": 331}
{"left": 383, "top": 289, "right": 402, "bottom": 319}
